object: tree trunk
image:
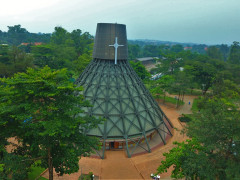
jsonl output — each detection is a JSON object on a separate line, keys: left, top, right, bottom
{"left": 163, "top": 92, "right": 166, "bottom": 104}
{"left": 48, "top": 147, "right": 53, "bottom": 180}
{"left": 182, "top": 92, "right": 185, "bottom": 102}
{"left": 176, "top": 91, "right": 180, "bottom": 108}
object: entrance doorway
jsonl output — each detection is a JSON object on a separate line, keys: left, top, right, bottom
{"left": 109, "top": 142, "right": 123, "bottom": 150}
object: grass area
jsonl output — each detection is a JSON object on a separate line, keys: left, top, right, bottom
{"left": 78, "top": 172, "right": 99, "bottom": 180}
{"left": 165, "top": 96, "right": 185, "bottom": 105}
{"left": 191, "top": 97, "right": 200, "bottom": 112}
{"left": 154, "top": 95, "right": 185, "bottom": 106}
{"left": 28, "top": 161, "right": 47, "bottom": 180}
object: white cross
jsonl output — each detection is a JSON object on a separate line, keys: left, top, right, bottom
{"left": 109, "top": 37, "right": 124, "bottom": 64}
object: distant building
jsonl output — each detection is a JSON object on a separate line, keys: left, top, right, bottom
{"left": 150, "top": 73, "right": 163, "bottom": 80}
{"left": 0, "top": 44, "right": 9, "bottom": 46}
{"left": 20, "top": 42, "right": 43, "bottom": 46}
{"left": 136, "top": 57, "right": 158, "bottom": 65}
{"left": 184, "top": 47, "right": 192, "bottom": 50}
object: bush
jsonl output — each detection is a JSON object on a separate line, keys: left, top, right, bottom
{"left": 178, "top": 114, "right": 192, "bottom": 122}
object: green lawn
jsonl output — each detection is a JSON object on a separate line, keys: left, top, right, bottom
{"left": 28, "top": 161, "right": 47, "bottom": 180}
{"left": 191, "top": 97, "right": 200, "bottom": 112}
{"left": 164, "top": 96, "right": 184, "bottom": 105}
{"left": 154, "top": 94, "right": 184, "bottom": 106}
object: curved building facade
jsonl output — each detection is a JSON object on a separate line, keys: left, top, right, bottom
{"left": 76, "top": 23, "right": 173, "bottom": 158}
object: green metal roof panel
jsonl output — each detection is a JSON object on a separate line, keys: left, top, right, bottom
{"left": 76, "top": 59, "right": 172, "bottom": 139}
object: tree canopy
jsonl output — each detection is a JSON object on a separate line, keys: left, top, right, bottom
{"left": 0, "top": 66, "right": 102, "bottom": 179}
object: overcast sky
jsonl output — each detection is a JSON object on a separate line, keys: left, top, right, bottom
{"left": 0, "top": 0, "right": 239, "bottom": 45}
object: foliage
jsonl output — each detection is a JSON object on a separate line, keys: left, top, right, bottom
{"left": 32, "top": 26, "right": 93, "bottom": 76}
{"left": 158, "top": 97, "right": 240, "bottom": 179}
{"left": 129, "top": 61, "right": 151, "bottom": 80}
{"left": 156, "top": 53, "right": 183, "bottom": 75}
{"left": 79, "top": 172, "right": 95, "bottom": 180}
{"left": 0, "top": 66, "right": 102, "bottom": 180}
{"left": 149, "top": 75, "right": 181, "bottom": 105}
{"left": 184, "top": 55, "right": 218, "bottom": 94}
{"left": 0, "top": 25, "right": 51, "bottom": 45}
{"left": 0, "top": 147, "right": 34, "bottom": 180}
{"left": 170, "top": 44, "right": 184, "bottom": 53}
{"left": 27, "top": 160, "right": 47, "bottom": 180}
{"left": 178, "top": 114, "right": 192, "bottom": 122}
{"left": 191, "top": 98, "right": 200, "bottom": 112}
{"left": 206, "top": 46, "right": 224, "bottom": 60}
{"left": 1, "top": 25, "right": 94, "bottom": 78}
{"left": 228, "top": 41, "right": 240, "bottom": 64}
{"left": 128, "top": 44, "right": 141, "bottom": 60}
{"left": 157, "top": 138, "right": 215, "bottom": 179}
{"left": 73, "top": 53, "right": 92, "bottom": 76}
{"left": 0, "top": 45, "right": 34, "bottom": 77}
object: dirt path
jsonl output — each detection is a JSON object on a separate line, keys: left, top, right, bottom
{"left": 166, "top": 94, "right": 198, "bottom": 115}
{"left": 101, "top": 151, "right": 143, "bottom": 179}
{"left": 41, "top": 104, "right": 187, "bottom": 180}
{"left": 176, "top": 95, "right": 198, "bottom": 115}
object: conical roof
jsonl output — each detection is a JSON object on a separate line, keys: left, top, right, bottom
{"left": 76, "top": 23, "right": 173, "bottom": 158}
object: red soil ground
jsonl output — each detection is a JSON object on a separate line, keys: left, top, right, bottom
{"left": 41, "top": 100, "right": 193, "bottom": 179}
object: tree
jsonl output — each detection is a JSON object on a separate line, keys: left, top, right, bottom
{"left": 0, "top": 66, "right": 102, "bottom": 180}
{"left": 206, "top": 46, "right": 224, "bottom": 60}
{"left": 228, "top": 41, "right": 240, "bottom": 64}
{"left": 128, "top": 44, "right": 141, "bottom": 60}
{"left": 151, "top": 75, "right": 175, "bottom": 103}
{"left": 219, "top": 44, "right": 230, "bottom": 62}
{"left": 142, "top": 45, "right": 160, "bottom": 57}
{"left": 7, "top": 25, "right": 29, "bottom": 45}
{"left": 157, "top": 138, "right": 215, "bottom": 179}
{"left": 157, "top": 97, "right": 240, "bottom": 179}
{"left": 32, "top": 44, "right": 55, "bottom": 68}
{"left": 170, "top": 44, "right": 183, "bottom": 53}
{"left": 129, "top": 61, "right": 151, "bottom": 80}
{"left": 184, "top": 56, "right": 218, "bottom": 94}
{"left": 51, "top": 26, "right": 70, "bottom": 45}
{"left": 73, "top": 53, "right": 92, "bottom": 75}
{"left": 31, "top": 26, "right": 93, "bottom": 73}
{"left": 171, "top": 71, "right": 191, "bottom": 107}
{"left": 157, "top": 53, "right": 183, "bottom": 75}
{"left": 0, "top": 46, "right": 34, "bottom": 77}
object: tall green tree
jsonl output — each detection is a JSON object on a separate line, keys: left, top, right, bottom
{"left": 228, "top": 41, "right": 240, "bottom": 64}
{"left": 7, "top": 25, "right": 29, "bottom": 45}
{"left": 128, "top": 44, "right": 141, "bottom": 60}
{"left": 0, "top": 46, "right": 34, "bottom": 77}
{"left": 0, "top": 66, "right": 102, "bottom": 180}
{"left": 157, "top": 97, "right": 240, "bottom": 179}
{"left": 206, "top": 46, "right": 224, "bottom": 60}
{"left": 157, "top": 53, "right": 183, "bottom": 75}
{"left": 150, "top": 75, "right": 175, "bottom": 103}
{"left": 219, "top": 44, "right": 230, "bottom": 62}
{"left": 130, "top": 61, "right": 151, "bottom": 80}
{"left": 51, "top": 27, "right": 70, "bottom": 45}
{"left": 73, "top": 53, "right": 92, "bottom": 75}
{"left": 157, "top": 138, "right": 215, "bottom": 179}
{"left": 184, "top": 56, "right": 218, "bottom": 94}
{"left": 170, "top": 44, "right": 184, "bottom": 53}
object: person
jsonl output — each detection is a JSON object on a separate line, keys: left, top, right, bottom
{"left": 188, "top": 101, "right": 191, "bottom": 105}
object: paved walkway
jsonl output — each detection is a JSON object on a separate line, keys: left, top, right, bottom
{"left": 42, "top": 104, "right": 188, "bottom": 180}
